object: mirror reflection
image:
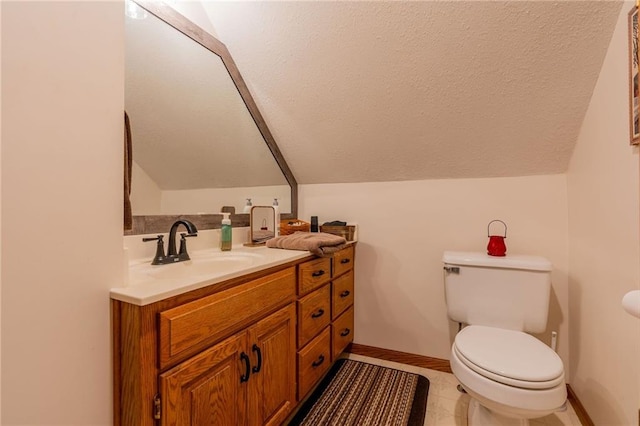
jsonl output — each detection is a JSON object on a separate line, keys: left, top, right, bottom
{"left": 125, "top": 4, "right": 291, "bottom": 217}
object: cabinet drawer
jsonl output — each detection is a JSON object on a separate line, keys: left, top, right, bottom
{"left": 333, "top": 246, "right": 354, "bottom": 278}
{"left": 332, "top": 306, "right": 354, "bottom": 360}
{"left": 298, "top": 284, "right": 331, "bottom": 347}
{"left": 331, "top": 270, "right": 354, "bottom": 320}
{"left": 159, "top": 267, "right": 296, "bottom": 369}
{"left": 297, "top": 327, "right": 331, "bottom": 399}
{"left": 298, "top": 257, "right": 331, "bottom": 295}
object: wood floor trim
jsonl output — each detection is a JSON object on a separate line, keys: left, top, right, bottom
{"left": 567, "top": 384, "right": 594, "bottom": 426}
{"left": 348, "top": 344, "right": 594, "bottom": 426}
{"left": 347, "top": 343, "right": 453, "bottom": 373}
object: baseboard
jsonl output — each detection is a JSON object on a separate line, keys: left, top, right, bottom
{"left": 346, "top": 343, "right": 453, "bottom": 373}
{"left": 348, "top": 344, "right": 594, "bottom": 426}
{"left": 566, "top": 384, "right": 594, "bottom": 426}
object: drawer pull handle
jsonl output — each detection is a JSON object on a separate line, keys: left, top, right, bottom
{"left": 340, "top": 290, "right": 351, "bottom": 298}
{"left": 311, "top": 309, "right": 325, "bottom": 319}
{"left": 312, "top": 270, "right": 325, "bottom": 278}
{"left": 240, "top": 352, "right": 251, "bottom": 383}
{"left": 340, "top": 258, "right": 351, "bottom": 264}
{"left": 251, "top": 344, "right": 262, "bottom": 374}
{"left": 340, "top": 328, "right": 351, "bottom": 337}
{"left": 312, "top": 354, "right": 325, "bottom": 368}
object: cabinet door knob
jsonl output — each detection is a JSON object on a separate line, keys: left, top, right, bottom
{"left": 312, "top": 354, "right": 325, "bottom": 368}
{"left": 312, "top": 270, "right": 325, "bottom": 278}
{"left": 311, "top": 308, "right": 325, "bottom": 319}
{"left": 340, "top": 258, "right": 351, "bottom": 264}
{"left": 251, "top": 344, "right": 262, "bottom": 373}
{"left": 240, "top": 352, "right": 251, "bottom": 383}
{"left": 340, "top": 328, "right": 351, "bottom": 337}
{"left": 340, "top": 290, "right": 350, "bottom": 298}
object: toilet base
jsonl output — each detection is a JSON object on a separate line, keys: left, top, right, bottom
{"left": 468, "top": 399, "right": 529, "bottom": 426}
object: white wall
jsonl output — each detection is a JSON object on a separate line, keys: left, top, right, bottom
{"left": 1, "top": 2, "right": 123, "bottom": 424}
{"left": 300, "top": 175, "right": 570, "bottom": 365}
{"left": 567, "top": 2, "right": 640, "bottom": 425}
{"left": 130, "top": 165, "right": 291, "bottom": 215}
{"left": 160, "top": 185, "right": 291, "bottom": 215}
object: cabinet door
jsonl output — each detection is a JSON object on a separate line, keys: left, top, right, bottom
{"left": 160, "top": 332, "right": 249, "bottom": 426}
{"left": 247, "top": 304, "right": 297, "bottom": 426}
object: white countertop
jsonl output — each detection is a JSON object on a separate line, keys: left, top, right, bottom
{"left": 111, "top": 245, "right": 312, "bottom": 306}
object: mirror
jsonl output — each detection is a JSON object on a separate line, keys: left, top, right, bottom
{"left": 125, "top": 1, "right": 297, "bottom": 234}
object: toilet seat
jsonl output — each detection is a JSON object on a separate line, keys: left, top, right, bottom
{"left": 454, "top": 325, "right": 564, "bottom": 390}
{"left": 450, "top": 345, "right": 567, "bottom": 418}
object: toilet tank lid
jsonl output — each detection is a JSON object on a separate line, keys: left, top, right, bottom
{"left": 443, "top": 251, "right": 552, "bottom": 271}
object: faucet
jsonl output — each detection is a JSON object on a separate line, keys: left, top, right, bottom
{"left": 143, "top": 219, "right": 198, "bottom": 265}
{"left": 167, "top": 219, "right": 198, "bottom": 259}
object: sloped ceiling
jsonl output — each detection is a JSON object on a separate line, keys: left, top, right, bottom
{"left": 200, "top": 1, "right": 622, "bottom": 184}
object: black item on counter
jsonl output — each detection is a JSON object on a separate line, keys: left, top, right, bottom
{"left": 322, "top": 220, "right": 347, "bottom": 226}
{"left": 310, "top": 216, "right": 319, "bottom": 232}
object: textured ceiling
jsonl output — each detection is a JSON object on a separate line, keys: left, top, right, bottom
{"left": 198, "top": 1, "right": 621, "bottom": 184}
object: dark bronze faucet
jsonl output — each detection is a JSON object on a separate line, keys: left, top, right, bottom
{"left": 142, "top": 219, "right": 198, "bottom": 265}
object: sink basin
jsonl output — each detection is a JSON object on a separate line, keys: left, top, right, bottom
{"left": 130, "top": 250, "right": 261, "bottom": 282}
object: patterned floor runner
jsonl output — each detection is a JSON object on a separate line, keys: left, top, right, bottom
{"left": 288, "top": 359, "right": 430, "bottom": 426}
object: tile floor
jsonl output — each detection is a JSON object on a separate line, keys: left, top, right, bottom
{"left": 344, "top": 353, "right": 582, "bottom": 426}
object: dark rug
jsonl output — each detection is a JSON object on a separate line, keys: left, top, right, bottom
{"left": 288, "top": 359, "right": 430, "bottom": 426}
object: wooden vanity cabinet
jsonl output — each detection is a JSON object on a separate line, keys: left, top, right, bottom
{"left": 113, "top": 245, "right": 356, "bottom": 426}
{"left": 295, "top": 245, "right": 355, "bottom": 401}
{"left": 159, "top": 304, "right": 296, "bottom": 426}
{"left": 113, "top": 266, "right": 299, "bottom": 426}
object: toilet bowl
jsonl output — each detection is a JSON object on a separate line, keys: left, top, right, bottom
{"left": 450, "top": 325, "right": 566, "bottom": 425}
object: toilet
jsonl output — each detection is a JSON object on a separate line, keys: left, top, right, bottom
{"left": 443, "top": 251, "right": 567, "bottom": 426}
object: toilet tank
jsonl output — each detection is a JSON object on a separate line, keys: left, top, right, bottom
{"left": 443, "top": 251, "right": 552, "bottom": 333}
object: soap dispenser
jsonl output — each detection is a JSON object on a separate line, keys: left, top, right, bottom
{"left": 243, "top": 198, "right": 253, "bottom": 213}
{"left": 272, "top": 198, "right": 280, "bottom": 236}
{"left": 220, "top": 213, "right": 232, "bottom": 251}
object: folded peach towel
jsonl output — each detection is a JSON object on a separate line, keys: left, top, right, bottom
{"left": 266, "top": 232, "right": 347, "bottom": 257}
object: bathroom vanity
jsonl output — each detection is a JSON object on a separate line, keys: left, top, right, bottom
{"left": 116, "top": 2, "right": 354, "bottom": 422}
{"left": 111, "top": 244, "right": 355, "bottom": 426}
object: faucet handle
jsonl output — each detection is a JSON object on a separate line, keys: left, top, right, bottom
{"left": 142, "top": 235, "right": 166, "bottom": 265}
{"left": 178, "top": 232, "right": 197, "bottom": 258}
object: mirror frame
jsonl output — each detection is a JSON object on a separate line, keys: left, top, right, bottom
{"left": 126, "top": 0, "right": 297, "bottom": 235}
